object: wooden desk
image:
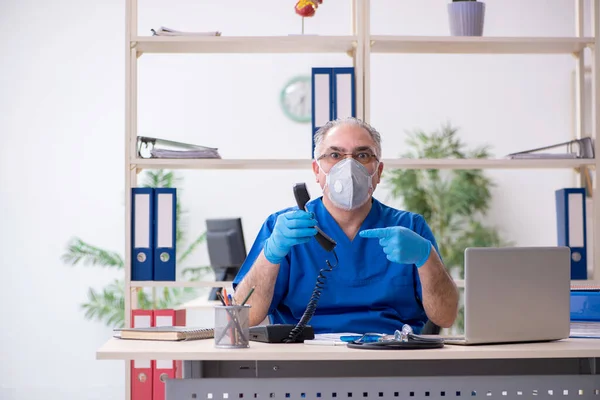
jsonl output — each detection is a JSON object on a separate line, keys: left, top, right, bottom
{"left": 97, "top": 338, "right": 600, "bottom": 400}
{"left": 97, "top": 337, "right": 600, "bottom": 361}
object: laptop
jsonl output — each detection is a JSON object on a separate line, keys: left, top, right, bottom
{"left": 442, "top": 246, "right": 571, "bottom": 345}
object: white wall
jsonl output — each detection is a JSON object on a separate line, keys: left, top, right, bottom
{"left": 0, "top": 0, "right": 590, "bottom": 399}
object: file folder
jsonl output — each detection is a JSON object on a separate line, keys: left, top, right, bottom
{"left": 507, "top": 137, "right": 595, "bottom": 159}
{"left": 153, "top": 308, "right": 187, "bottom": 328}
{"left": 332, "top": 67, "right": 356, "bottom": 120}
{"left": 131, "top": 309, "right": 154, "bottom": 400}
{"left": 311, "top": 67, "right": 356, "bottom": 157}
{"left": 131, "top": 188, "right": 155, "bottom": 281}
{"left": 570, "top": 290, "right": 600, "bottom": 321}
{"left": 556, "top": 188, "right": 588, "bottom": 280}
{"left": 154, "top": 188, "right": 177, "bottom": 281}
{"left": 311, "top": 67, "right": 333, "bottom": 157}
{"left": 137, "top": 136, "right": 221, "bottom": 159}
{"left": 152, "top": 309, "right": 187, "bottom": 400}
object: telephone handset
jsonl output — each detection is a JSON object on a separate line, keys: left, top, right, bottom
{"left": 281, "top": 183, "right": 339, "bottom": 343}
{"left": 293, "top": 183, "right": 336, "bottom": 251}
{"left": 248, "top": 183, "right": 339, "bottom": 344}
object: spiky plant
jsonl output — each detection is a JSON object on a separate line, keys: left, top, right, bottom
{"left": 384, "top": 123, "right": 511, "bottom": 332}
{"left": 62, "top": 169, "right": 211, "bottom": 328}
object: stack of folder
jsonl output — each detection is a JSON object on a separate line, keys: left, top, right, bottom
{"left": 311, "top": 67, "right": 356, "bottom": 157}
{"left": 129, "top": 309, "right": 187, "bottom": 400}
{"left": 131, "top": 188, "right": 177, "bottom": 281}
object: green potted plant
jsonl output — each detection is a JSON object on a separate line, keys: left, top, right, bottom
{"left": 384, "top": 123, "right": 511, "bottom": 332}
{"left": 448, "top": 0, "right": 486, "bottom": 36}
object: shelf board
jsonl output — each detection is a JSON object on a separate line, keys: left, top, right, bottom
{"left": 133, "top": 35, "right": 358, "bottom": 54}
{"left": 179, "top": 298, "right": 222, "bottom": 309}
{"left": 369, "top": 36, "right": 594, "bottom": 54}
{"left": 382, "top": 158, "right": 596, "bottom": 169}
{"left": 455, "top": 279, "right": 600, "bottom": 289}
{"left": 130, "top": 280, "right": 233, "bottom": 288}
{"left": 132, "top": 279, "right": 466, "bottom": 292}
{"left": 131, "top": 158, "right": 596, "bottom": 170}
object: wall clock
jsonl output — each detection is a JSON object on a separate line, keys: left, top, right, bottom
{"left": 280, "top": 75, "right": 312, "bottom": 123}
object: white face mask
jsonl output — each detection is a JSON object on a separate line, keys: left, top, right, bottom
{"left": 319, "top": 158, "right": 379, "bottom": 211}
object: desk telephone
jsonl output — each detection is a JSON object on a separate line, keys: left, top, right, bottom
{"left": 249, "top": 183, "right": 339, "bottom": 343}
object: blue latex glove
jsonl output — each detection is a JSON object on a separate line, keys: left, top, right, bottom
{"left": 359, "top": 226, "right": 432, "bottom": 267}
{"left": 263, "top": 210, "right": 318, "bottom": 264}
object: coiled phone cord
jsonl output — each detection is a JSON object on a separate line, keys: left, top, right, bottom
{"left": 284, "top": 249, "right": 339, "bottom": 343}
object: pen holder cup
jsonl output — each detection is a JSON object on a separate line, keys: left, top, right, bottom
{"left": 214, "top": 305, "right": 251, "bottom": 349}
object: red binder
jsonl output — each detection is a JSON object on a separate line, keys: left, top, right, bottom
{"left": 131, "top": 309, "right": 154, "bottom": 400}
{"left": 152, "top": 309, "right": 187, "bottom": 400}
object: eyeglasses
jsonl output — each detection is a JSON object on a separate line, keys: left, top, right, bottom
{"left": 316, "top": 150, "right": 379, "bottom": 170}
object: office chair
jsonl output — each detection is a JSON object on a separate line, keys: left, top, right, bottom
{"left": 420, "top": 319, "right": 441, "bottom": 335}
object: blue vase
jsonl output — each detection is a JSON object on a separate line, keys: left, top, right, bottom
{"left": 448, "top": 1, "right": 486, "bottom": 36}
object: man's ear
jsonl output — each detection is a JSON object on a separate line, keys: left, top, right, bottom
{"left": 377, "top": 162, "right": 384, "bottom": 183}
{"left": 312, "top": 160, "right": 320, "bottom": 182}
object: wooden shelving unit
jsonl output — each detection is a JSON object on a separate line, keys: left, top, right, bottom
{"left": 134, "top": 35, "right": 358, "bottom": 54}
{"left": 122, "top": 1, "right": 600, "bottom": 398}
{"left": 132, "top": 157, "right": 596, "bottom": 171}
{"left": 368, "top": 35, "right": 593, "bottom": 54}
{"left": 129, "top": 281, "right": 233, "bottom": 289}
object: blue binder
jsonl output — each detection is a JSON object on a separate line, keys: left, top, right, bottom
{"left": 153, "top": 187, "right": 177, "bottom": 281}
{"left": 555, "top": 188, "right": 587, "bottom": 280}
{"left": 311, "top": 67, "right": 333, "bottom": 157}
{"left": 331, "top": 67, "right": 356, "bottom": 120}
{"left": 131, "top": 187, "right": 154, "bottom": 281}
{"left": 311, "top": 67, "right": 356, "bottom": 157}
{"left": 570, "top": 291, "right": 600, "bottom": 321}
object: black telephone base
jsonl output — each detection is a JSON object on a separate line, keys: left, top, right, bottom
{"left": 249, "top": 324, "right": 315, "bottom": 343}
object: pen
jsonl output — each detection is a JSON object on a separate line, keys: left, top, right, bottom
{"left": 228, "top": 294, "right": 233, "bottom": 305}
{"left": 340, "top": 335, "right": 382, "bottom": 343}
{"left": 216, "top": 291, "right": 227, "bottom": 306}
{"left": 241, "top": 286, "right": 255, "bottom": 306}
{"left": 222, "top": 288, "right": 229, "bottom": 305}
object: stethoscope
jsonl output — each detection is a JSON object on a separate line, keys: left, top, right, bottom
{"left": 345, "top": 324, "right": 445, "bottom": 350}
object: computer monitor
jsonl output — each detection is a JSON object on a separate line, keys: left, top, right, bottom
{"left": 205, "top": 218, "right": 247, "bottom": 301}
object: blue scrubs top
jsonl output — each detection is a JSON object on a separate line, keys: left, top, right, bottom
{"left": 232, "top": 197, "right": 441, "bottom": 335}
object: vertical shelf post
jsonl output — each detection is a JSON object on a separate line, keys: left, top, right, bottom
{"left": 353, "top": 0, "right": 365, "bottom": 121}
{"left": 125, "top": 0, "right": 138, "bottom": 330}
{"left": 354, "top": 0, "right": 369, "bottom": 123}
{"left": 592, "top": 0, "right": 600, "bottom": 282}
{"left": 362, "top": 0, "right": 370, "bottom": 124}
{"left": 574, "top": 0, "right": 589, "bottom": 191}
{"left": 125, "top": 0, "right": 138, "bottom": 399}
{"left": 125, "top": 50, "right": 138, "bottom": 329}
{"left": 575, "top": 0, "right": 586, "bottom": 142}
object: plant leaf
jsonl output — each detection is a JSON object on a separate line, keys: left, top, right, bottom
{"left": 140, "top": 169, "right": 180, "bottom": 189}
{"left": 67, "top": 169, "right": 217, "bottom": 329}
{"left": 182, "top": 265, "right": 213, "bottom": 282}
{"left": 80, "top": 280, "right": 126, "bottom": 328}
{"left": 178, "top": 232, "right": 207, "bottom": 264}
{"left": 61, "top": 238, "right": 124, "bottom": 269}
{"left": 384, "top": 122, "right": 509, "bottom": 279}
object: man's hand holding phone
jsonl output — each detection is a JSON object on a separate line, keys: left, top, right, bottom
{"left": 263, "top": 210, "right": 318, "bottom": 264}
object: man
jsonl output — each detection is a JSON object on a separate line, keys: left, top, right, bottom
{"left": 233, "top": 117, "right": 459, "bottom": 334}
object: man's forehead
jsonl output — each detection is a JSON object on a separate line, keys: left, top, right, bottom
{"left": 322, "top": 125, "right": 375, "bottom": 149}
